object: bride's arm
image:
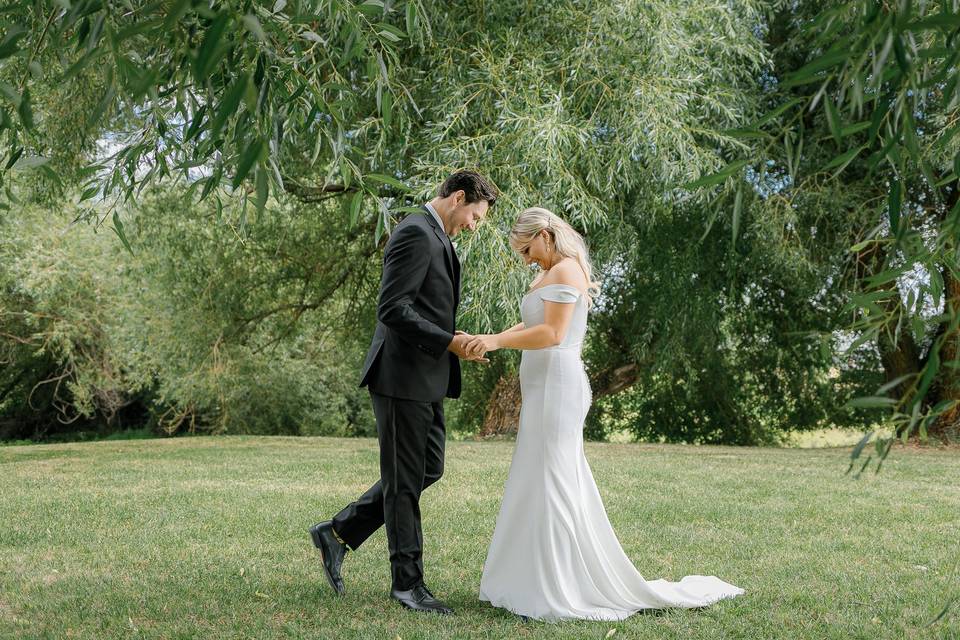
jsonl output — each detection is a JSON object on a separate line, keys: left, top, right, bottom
{"left": 458, "top": 322, "right": 523, "bottom": 340}
{"left": 466, "top": 262, "right": 584, "bottom": 354}
{"left": 496, "top": 272, "right": 560, "bottom": 336}
{"left": 487, "top": 302, "right": 575, "bottom": 351}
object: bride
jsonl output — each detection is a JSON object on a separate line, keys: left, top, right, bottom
{"left": 464, "top": 207, "right": 745, "bottom": 622}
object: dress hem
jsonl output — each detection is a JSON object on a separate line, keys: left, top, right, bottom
{"left": 478, "top": 588, "right": 746, "bottom": 623}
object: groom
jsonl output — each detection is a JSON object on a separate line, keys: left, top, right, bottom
{"left": 309, "top": 170, "right": 499, "bottom": 615}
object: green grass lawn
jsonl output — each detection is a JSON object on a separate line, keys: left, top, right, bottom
{"left": 1, "top": 436, "right": 957, "bottom": 639}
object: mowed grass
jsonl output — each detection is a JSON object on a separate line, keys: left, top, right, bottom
{"left": 1, "top": 436, "right": 958, "bottom": 639}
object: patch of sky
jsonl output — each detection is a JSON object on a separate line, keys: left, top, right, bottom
{"left": 745, "top": 160, "right": 792, "bottom": 198}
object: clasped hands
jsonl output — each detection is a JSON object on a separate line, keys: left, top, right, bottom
{"left": 450, "top": 330, "right": 501, "bottom": 363}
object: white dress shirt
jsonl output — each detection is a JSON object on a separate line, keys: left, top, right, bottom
{"left": 424, "top": 202, "right": 449, "bottom": 237}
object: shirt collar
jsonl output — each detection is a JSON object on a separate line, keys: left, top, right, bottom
{"left": 424, "top": 202, "right": 449, "bottom": 237}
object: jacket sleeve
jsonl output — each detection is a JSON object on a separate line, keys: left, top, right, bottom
{"left": 376, "top": 221, "right": 455, "bottom": 359}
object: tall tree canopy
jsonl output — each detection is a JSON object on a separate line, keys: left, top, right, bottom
{"left": 5, "top": 1, "right": 943, "bottom": 445}
{"left": 685, "top": 0, "right": 960, "bottom": 460}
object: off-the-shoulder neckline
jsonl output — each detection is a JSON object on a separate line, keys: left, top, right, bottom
{"left": 522, "top": 282, "right": 584, "bottom": 300}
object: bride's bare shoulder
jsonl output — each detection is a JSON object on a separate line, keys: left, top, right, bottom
{"left": 549, "top": 258, "right": 588, "bottom": 290}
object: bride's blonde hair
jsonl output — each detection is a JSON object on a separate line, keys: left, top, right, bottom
{"left": 509, "top": 207, "right": 601, "bottom": 307}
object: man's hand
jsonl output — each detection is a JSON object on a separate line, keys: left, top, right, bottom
{"left": 464, "top": 334, "right": 500, "bottom": 358}
{"left": 449, "top": 331, "right": 489, "bottom": 363}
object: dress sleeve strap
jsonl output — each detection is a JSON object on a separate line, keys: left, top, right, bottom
{"left": 539, "top": 284, "right": 582, "bottom": 304}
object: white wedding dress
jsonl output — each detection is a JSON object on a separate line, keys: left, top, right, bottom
{"left": 479, "top": 283, "right": 745, "bottom": 622}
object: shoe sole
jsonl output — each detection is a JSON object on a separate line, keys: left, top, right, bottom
{"left": 392, "top": 597, "right": 453, "bottom": 616}
{"left": 308, "top": 527, "right": 344, "bottom": 595}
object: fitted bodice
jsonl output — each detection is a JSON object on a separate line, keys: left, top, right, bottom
{"left": 519, "top": 283, "right": 587, "bottom": 351}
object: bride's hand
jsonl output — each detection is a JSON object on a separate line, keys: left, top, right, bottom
{"left": 454, "top": 330, "right": 490, "bottom": 363}
{"left": 466, "top": 334, "right": 500, "bottom": 358}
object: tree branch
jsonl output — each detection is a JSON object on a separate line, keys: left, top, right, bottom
{"left": 280, "top": 176, "right": 357, "bottom": 203}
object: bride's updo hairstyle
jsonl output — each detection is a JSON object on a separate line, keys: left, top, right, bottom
{"left": 509, "top": 206, "right": 601, "bottom": 307}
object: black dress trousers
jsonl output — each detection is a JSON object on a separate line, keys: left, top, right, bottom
{"left": 331, "top": 391, "right": 446, "bottom": 590}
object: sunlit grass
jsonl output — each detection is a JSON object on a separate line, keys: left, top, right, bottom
{"left": 1, "top": 436, "right": 957, "bottom": 639}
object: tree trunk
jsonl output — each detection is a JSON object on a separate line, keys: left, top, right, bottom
{"left": 876, "top": 320, "right": 921, "bottom": 401}
{"left": 855, "top": 237, "right": 923, "bottom": 404}
{"left": 591, "top": 363, "right": 639, "bottom": 400}
{"left": 929, "top": 268, "right": 960, "bottom": 441}
{"left": 927, "top": 186, "right": 960, "bottom": 441}
{"left": 479, "top": 374, "right": 522, "bottom": 437}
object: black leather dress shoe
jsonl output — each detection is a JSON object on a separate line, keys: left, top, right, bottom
{"left": 390, "top": 584, "right": 454, "bottom": 615}
{"left": 308, "top": 521, "right": 346, "bottom": 595}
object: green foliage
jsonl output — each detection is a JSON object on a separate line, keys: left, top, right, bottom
{"left": 122, "top": 187, "right": 380, "bottom": 436}
{"left": 686, "top": 1, "right": 960, "bottom": 454}
{"left": 0, "top": 0, "right": 425, "bottom": 219}
{"left": 0, "top": 200, "right": 137, "bottom": 439}
{"left": 583, "top": 204, "right": 879, "bottom": 445}
{"left": 1, "top": 0, "right": 917, "bottom": 445}
{"left": 0, "top": 193, "right": 377, "bottom": 439}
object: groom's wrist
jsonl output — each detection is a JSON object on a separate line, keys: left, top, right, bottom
{"left": 443, "top": 331, "right": 459, "bottom": 352}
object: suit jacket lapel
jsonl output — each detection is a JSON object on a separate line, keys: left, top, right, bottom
{"left": 451, "top": 243, "right": 460, "bottom": 307}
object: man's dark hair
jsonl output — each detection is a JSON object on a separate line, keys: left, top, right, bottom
{"left": 438, "top": 169, "right": 499, "bottom": 207}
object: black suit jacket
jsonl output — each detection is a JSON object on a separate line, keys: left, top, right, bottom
{"left": 359, "top": 207, "right": 462, "bottom": 401}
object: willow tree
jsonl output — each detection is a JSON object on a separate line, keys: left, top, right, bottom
{"left": 685, "top": 1, "right": 960, "bottom": 453}
{"left": 5, "top": 1, "right": 856, "bottom": 442}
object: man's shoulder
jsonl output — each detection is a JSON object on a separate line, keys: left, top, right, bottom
{"left": 393, "top": 213, "right": 430, "bottom": 233}
{"left": 416, "top": 209, "right": 435, "bottom": 223}
{"left": 395, "top": 210, "right": 432, "bottom": 232}
{"left": 386, "top": 211, "right": 436, "bottom": 247}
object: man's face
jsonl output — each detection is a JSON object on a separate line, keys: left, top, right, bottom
{"left": 448, "top": 192, "right": 489, "bottom": 237}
